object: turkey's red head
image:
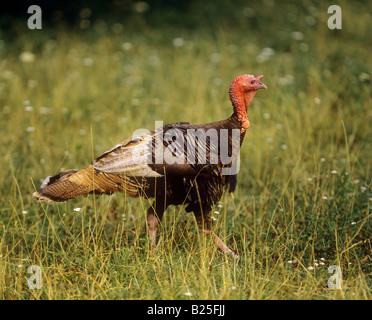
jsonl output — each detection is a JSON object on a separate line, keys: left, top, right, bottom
{"left": 230, "top": 74, "right": 266, "bottom": 94}
{"left": 229, "top": 74, "right": 266, "bottom": 132}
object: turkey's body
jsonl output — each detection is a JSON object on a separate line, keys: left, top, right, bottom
{"left": 33, "top": 74, "right": 266, "bottom": 256}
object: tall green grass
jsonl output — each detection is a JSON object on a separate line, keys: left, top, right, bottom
{"left": 0, "top": 1, "right": 370, "bottom": 299}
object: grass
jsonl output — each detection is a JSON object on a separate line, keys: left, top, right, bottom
{"left": 0, "top": 1, "right": 371, "bottom": 299}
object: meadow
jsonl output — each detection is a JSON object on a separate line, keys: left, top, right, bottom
{"left": 0, "top": 1, "right": 370, "bottom": 299}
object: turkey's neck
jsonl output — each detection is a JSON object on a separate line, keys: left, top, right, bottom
{"left": 230, "top": 89, "right": 257, "bottom": 133}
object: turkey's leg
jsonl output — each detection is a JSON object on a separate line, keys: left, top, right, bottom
{"left": 196, "top": 214, "right": 238, "bottom": 258}
{"left": 147, "top": 199, "right": 166, "bottom": 251}
{"left": 147, "top": 212, "right": 159, "bottom": 247}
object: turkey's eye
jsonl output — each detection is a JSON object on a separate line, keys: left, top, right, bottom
{"left": 251, "top": 80, "right": 255, "bottom": 84}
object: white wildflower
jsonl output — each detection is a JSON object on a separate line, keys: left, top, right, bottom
{"left": 261, "top": 47, "right": 275, "bottom": 57}
{"left": 122, "top": 42, "right": 133, "bottom": 51}
{"left": 210, "top": 53, "right": 221, "bottom": 63}
{"left": 263, "top": 112, "right": 271, "bottom": 119}
{"left": 39, "top": 107, "right": 52, "bottom": 115}
{"left": 213, "top": 78, "right": 222, "bottom": 86}
{"left": 82, "top": 58, "right": 94, "bottom": 66}
{"left": 256, "top": 47, "right": 275, "bottom": 63}
{"left": 256, "top": 54, "right": 269, "bottom": 63}
{"left": 291, "top": 31, "right": 304, "bottom": 41}
{"left": 276, "top": 123, "right": 283, "bottom": 129}
{"left": 358, "top": 72, "right": 370, "bottom": 82}
{"left": 305, "top": 16, "right": 316, "bottom": 25}
{"left": 19, "top": 51, "right": 35, "bottom": 63}
{"left": 299, "top": 43, "right": 309, "bottom": 52}
{"left": 131, "top": 98, "right": 140, "bottom": 106}
{"left": 277, "top": 75, "right": 294, "bottom": 85}
{"left": 147, "top": 54, "right": 160, "bottom": 66}
{"left": 173, "top": 37, "right": 185, "bottom": 47}
{"left": 133, "top": 1, "right": 149, "bottom": 13}
{"left": 73, "top": 207, "right": 81, "bottom": 212}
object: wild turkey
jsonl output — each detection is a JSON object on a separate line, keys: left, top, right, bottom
{"left": 33, "top": 74, "right": 266, "bottom": 257}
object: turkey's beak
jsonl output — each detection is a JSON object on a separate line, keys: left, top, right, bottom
{"left": 256, "top": 75, "right": 267, "bottom": 89}
{"left": 257, "top": 82, "right": 267, "bottom": 89}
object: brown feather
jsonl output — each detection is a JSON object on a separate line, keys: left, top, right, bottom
{"left": 33, "top": 165, "right": 142, "bottom": 202}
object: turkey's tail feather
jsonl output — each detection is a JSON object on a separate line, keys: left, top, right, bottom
{"left": 33, "top": 165, "right": 140, "bottom": 203}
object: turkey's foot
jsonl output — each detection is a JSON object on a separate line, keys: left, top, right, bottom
{"left": 202, "top": 229, "right": 238, "bottom": 258}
